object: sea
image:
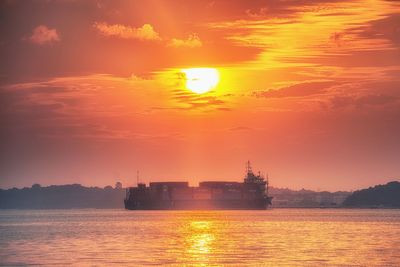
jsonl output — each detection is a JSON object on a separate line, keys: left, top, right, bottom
{"left": 0, "top": 209, "right": 399, "bottom": 266}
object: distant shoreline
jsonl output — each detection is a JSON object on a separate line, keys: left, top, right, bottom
{"left": 1, "top": 181, "right": 399, "bottom": 209}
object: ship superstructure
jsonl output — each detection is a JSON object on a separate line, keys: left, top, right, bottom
{"left": 124, "top": 161, "right": 272, "bottom": 210}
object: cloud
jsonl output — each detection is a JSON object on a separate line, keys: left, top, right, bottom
{"left": 168, "top": 34, "right": 202, "bottom": 48}
{"left": 358, "top": 13, "right": 400, "bottom": 47}
{"left": 252, "top": 81, "right": 337, "bottom": 99}
{"left": 168, "top": 89, "right": 227, "bottom": 111}
{"left": 94, "top": 22, "right": 202, "bottom": 48}
{"left": 28, "top": 25, "right": 60, "bottom": 45}
{"left": 0, "top": 74, "right": 158, "bottom": 140}
{"left": 93, "top": 22, "right": 161, "bottom": 41}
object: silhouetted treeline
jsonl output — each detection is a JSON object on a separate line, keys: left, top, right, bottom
{"left": 0, "top": 184, "right": 126, "bottom": 209}
{"left": 343, "top": 181, "right": 400, "bottom": 208}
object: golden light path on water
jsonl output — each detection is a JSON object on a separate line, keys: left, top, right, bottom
{"left": 1, "top": 209, "right": 400, "bottom": 266}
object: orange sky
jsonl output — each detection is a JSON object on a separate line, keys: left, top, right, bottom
{"left": 1, "top": 0, "right": 400, "bottom": 190}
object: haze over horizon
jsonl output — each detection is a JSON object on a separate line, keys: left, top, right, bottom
{"left": 1, "top": 0, "right": 400, "bottom": 191}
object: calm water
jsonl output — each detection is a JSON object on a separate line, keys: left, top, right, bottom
{"left": 1, "top": 209, "right": 400, "bottom": 266}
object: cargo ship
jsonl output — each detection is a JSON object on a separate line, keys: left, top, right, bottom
{"left": 124, "top": 161, "right": 272, "bottom": 210}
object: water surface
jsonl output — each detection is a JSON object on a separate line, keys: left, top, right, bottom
{"left": 1, "top": 209, "right": 399, "bottom": 266}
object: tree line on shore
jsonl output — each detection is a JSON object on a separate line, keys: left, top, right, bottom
{"left": 0, "top": 183, "right": 126, "bottom": 209}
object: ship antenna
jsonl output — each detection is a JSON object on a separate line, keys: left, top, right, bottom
{"left": 136, "top": 170, "right": 140, "bottom": 186}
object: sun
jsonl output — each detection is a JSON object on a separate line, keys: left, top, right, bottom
{"left": 181, "top": 68, "right": 220, "bottom": 94}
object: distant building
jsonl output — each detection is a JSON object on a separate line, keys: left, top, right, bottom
{"left": 270, "top": 187, "right": 351, "bottom": 207}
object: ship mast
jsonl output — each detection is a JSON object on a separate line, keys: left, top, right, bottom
{"left": 246, "top": 160, "right": 253, "bottom": 175}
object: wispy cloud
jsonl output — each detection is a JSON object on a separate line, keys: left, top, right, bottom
{"left": 208, "top": 0, "right": 397, "bottom": 70}
{"left": 168, "top": 34, "right": 202, "bottom": 48}
{"left": 93, "top": 22, "right": 161, "bottom": 41}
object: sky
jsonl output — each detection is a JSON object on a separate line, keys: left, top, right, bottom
{"left": 1, "top": 0, "right": 400, "bottom": 191}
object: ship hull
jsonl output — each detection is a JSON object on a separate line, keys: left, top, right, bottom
{"left": 124, "top": 198, "right": 272, "bottom": 210}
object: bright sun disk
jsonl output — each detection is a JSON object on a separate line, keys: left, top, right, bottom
{"left": 182, "top": 68, "right": 220, "bottom": 94}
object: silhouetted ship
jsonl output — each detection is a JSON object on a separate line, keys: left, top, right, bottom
{"left": 124, "top": 161, "right": 272, "bottom": 210}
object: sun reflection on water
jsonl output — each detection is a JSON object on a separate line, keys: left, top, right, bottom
{"left": 187, "top": 221, "right": 215, "bottom": 255}
{"left": 178, "top": 217, "right": 219, "bottom": 266}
